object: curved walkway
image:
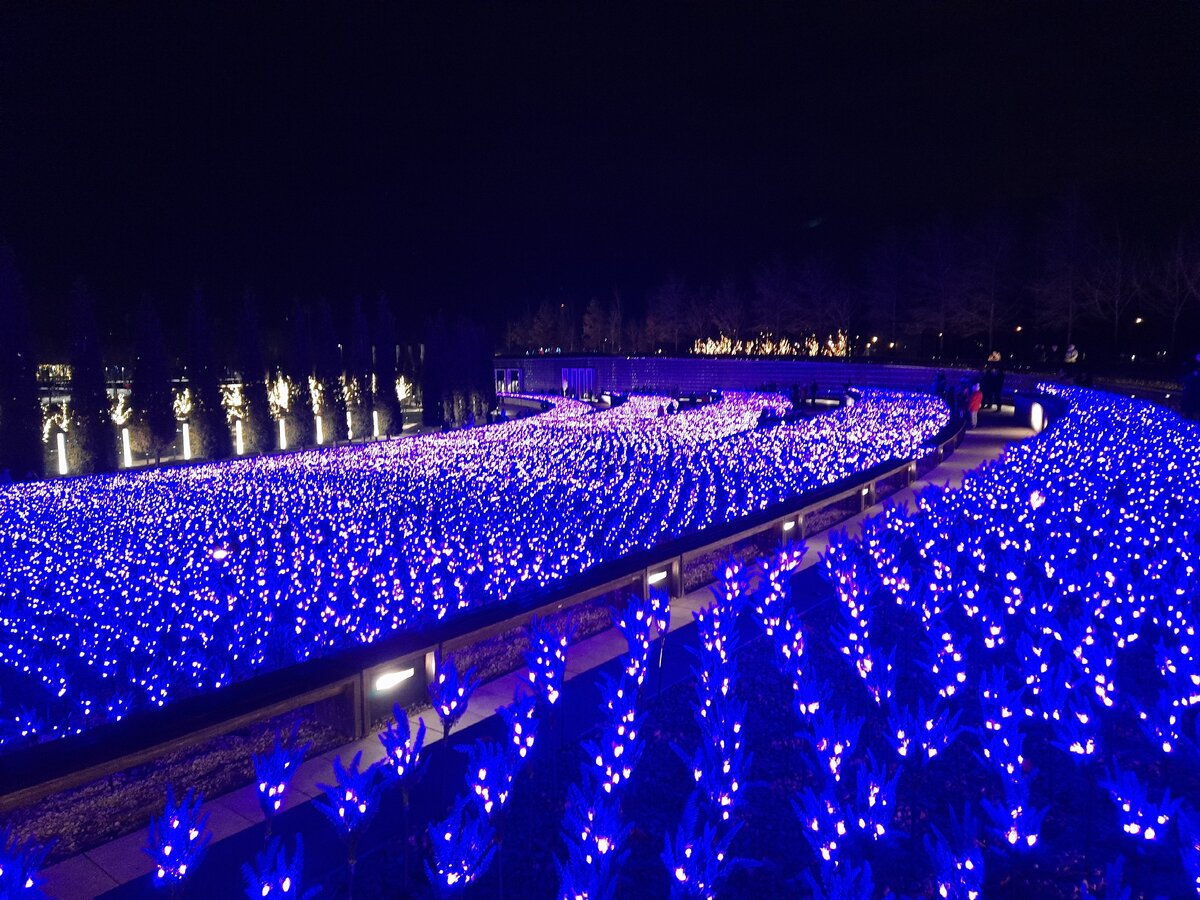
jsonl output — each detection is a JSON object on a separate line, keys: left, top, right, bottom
{"left": 41, "top": 410, "right": 1033, "bottom": 898}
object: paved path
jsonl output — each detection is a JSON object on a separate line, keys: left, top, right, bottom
{"left": 40, "top": 410, "right": 1033, "bottom": 898}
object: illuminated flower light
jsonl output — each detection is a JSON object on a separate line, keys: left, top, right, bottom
{"left": 924, "top": 807, "right": 984, "bottom": 900}
{"left": 377, "top": 705, "right": 426, "bottom": 782}
{"left": 0, "top": 390, "right": 948, "bottom": 750}
{"left": 684, "top": 693, "right": 749, "bottom": 822}
{"left": 1051, "top": 696, "right": 1100, "bottom": 763}
{"left": 752, "top": 547, "right": 806, "bottom": 639}
{"left": 981, "top": 776, "right": 1047, "bottom": 850}
{"left": 791, "top": 669, "right": 830, "bottom": 720}
{"left": 526, "top": 617, "right": 570, "bottom": 707}
{"left": 240, "top": 835, "right": 311, "bottom": 899}
{"left": 1100, "top": 766, "right": 1180, "bottom": 843}
{"left": 805, "top": 709, "right": 863, "bottom": 784}
{"left": 462, "top": 740, "right": 516, "bottom": 818}
{"left": 887, "top": 697, "right": 963, "bottom": 763}
{"left": 852, "top": 753, "right": 899, "bottom": 840}
{"left": 792, "top": 786, "right": 849, "bottom": 864}
{"left": 712, "top": 558, "right": 751, "bottom": 619}
{"left": 979, "top": 666, "right": 1021, "bottom": 737}
{"left": 979, "top": 727, "right": 1028, "bottom": 786}
{"left": 557, "top": 784, "right": 631, "bottom": 899}
{"left": 144, "top": 785, "right": 211, "bottom": 885}
{"left": 586, "top": 673, "right": 645, "bottom": 796}
{"left": 0, "top": 826, "right": 50, "bottom": 896}
{"left": 648, "top": 585, "right": 671, "bottom": 642}
{"left": 497, "top": 690, "right": 539, "bottom": 766}
{"left": 314, "top": 752, "right": 385, "bottom": 851}
{"left": 614, "top": 595, "right": 655, "bottom": 687}
{"left": 1136, "top": 692, "right": 1182, "bottom": 755}
{"left": 253, "top": 726, "right": 311, "bottom": 821}
{"left": 429, "top": 656, "right": 480, "bottom": 739}
{"left": 925, "top": 625, "right": 969, "bottom": 700}
{"left": 425, "top": 795, "right": 496, "bottom": 895}
{"left": 661, "top": 797, "right": 742, "bottom": 899}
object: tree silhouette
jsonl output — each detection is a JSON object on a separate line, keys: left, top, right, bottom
{"left": 132, "top": 297, "right": 177, "bottom": 465}
{"left": 1032, "top": 194, "right": 1095, "bottom": 349}
{"left": 186, "top": 288, "right": 232, "bottom": 459}
{"left": 285, "top": 305, "right": 316, "bottom": 448}
{"left": 314, "top": 300, "right": 347, "bottom": 442}
{"left": 237, "top": 291, "right": 274, "bottom": 455}
{"left": 0, "top": 246, "right": 44, "bottom": 481}
{"left": 1085, "top": 229, "right": 1140, "bottom": 355}
{"left": 348, "top": 297, "right": 373, "bottom": 439}
{"left": 373, "top": 294, "right": 401, "bottom": 436}
{"left": 952, "top": 215, "right": 1015, "bottom": 356}
{"left": 646, "top": 275, "right": 689, "bottom": 353}
{"left": 69, "top": 278, "right": 117, "bottom": 474}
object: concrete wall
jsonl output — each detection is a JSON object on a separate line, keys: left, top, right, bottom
{"left": 495, "top": 355, "right": 1041, "bottom": 398}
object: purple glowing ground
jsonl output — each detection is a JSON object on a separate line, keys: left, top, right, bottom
{"left": 0, "top": 390, "right": 946, "bottom": 748}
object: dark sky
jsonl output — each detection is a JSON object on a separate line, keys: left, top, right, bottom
{"left": 2, "top": 3, "right": 1199, "bottom": 348}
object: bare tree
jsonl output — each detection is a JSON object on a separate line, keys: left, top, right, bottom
{"left": 606, "top": 290, "right": 624, "bottom": 351}
{"left": 909, "top": 222, "right": 964, "bottom": 355}
{"left": 1084, "top": 229, "right": 1140, "bottom": 355}
{"left": 951, "top": 215, "right": 1014, "bottom": 354}
{"left": 798, "top": 259, "right": 854, "bottom": 341}
{"left": 1146, "top": 230, "right": 1200, "bottom": 359}
{"left": 751, "top": 258, "right": 807, "bottom": 338}
{"left": 864, "top": 231, "right": 905, "bottom": 344}
{"left": 646, "top": 274, "right": 688, "bottom": 353}
{"left": 582, "top": 296, "right": 606, "bottom": 351}
{"left": 1032, "top": 194, "right": 1094, "bottom": 347}
{"left": 705, "top": 276, "right": 748, "bottom": 340}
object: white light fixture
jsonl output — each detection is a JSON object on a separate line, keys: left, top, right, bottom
{"left": 1030, "top": 402, "right": 1045, "bottom": 434}
{"left": 375, "top": 667, "right": 416, "bottom": 692}
{"left": 315, "top": 414, "right": 324, "bottom": 445}
{"left": 648, "top": 570, "right": 668, "bottom": 586}
{"left": 182, "top": 423, "right": 192, "bottom": 460}
{"left": 278, "top": 419, "right": 287, "bottom": 451}
{"left": 372, "top": 409, "right": 380, "bottom": 438}
{"left": 235, "top": 420, "right": 244, "bottom": 455}
{"left": 121, "top": 427, "right": 132, "bottom": 468}
{"left": 782, "top": 520, "right": 795, "bottom": 532}
{"left": 346, "top": 410, "right": 353, "bottom": 442}
{"left": 56, "top": 432, "right": 68, "bottom": 475}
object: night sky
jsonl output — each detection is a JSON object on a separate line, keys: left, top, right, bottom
{"left": 2, "top": 3, "right": 1199, "bottom": 350}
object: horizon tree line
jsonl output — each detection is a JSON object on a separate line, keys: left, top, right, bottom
{"left": 504, "top": 200, "right": 1200, "bottom": 367}
{"left": 0, "top": 251, "right": 499, "bottom": 482}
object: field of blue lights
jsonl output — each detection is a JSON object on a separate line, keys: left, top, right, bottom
{"left": 0, "top": 390, "right": 946, "bottom": 750}
{"left": 295, "top": 385, "right": 1200, "bottom": 898}
{"left": 666, "top": 385, "right": 1200, "bottom": 896}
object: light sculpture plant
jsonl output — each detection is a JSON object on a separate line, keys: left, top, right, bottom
{"left": 497, "top": 689, "right": 539, "bottom": 768}
{"left": 145, "top": 786, "right": 211, "bottom": 887}
{"left": 661, "top": 797, "right": 742, "bottom": 900}
{"left": 425, "top": 795, "right": 496, "bottom": 896}
{"left": 314, "top": 752, "right": 385, "bottom": 894}
{"left": 461, "top": 740, "right": 516, "bottom": 819}
{"left": 377, "top": 705, "right": 427, "bottom": 784}
{"left": 525, "top": 616, "right": 570, "bottom": 708}
{"left": 240, "top": 835, "right": 315, "bottom": 899}
{"left": 0, "top": 827, "right": 50, "bottom": 896}
{"left": 253, "top": 726, "right": 311, "bottom": 826}
{"left": 1100, "top": 766, "right": 1181, "bottom": 843}
{"left": 428, "top": 656, "right": 480, "bottom": 740}
{"left": 613, "top": 595, "right": 654, "bottom": 687}
{"left": 924, "top": 807, "right": 984, "bottom": 900}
